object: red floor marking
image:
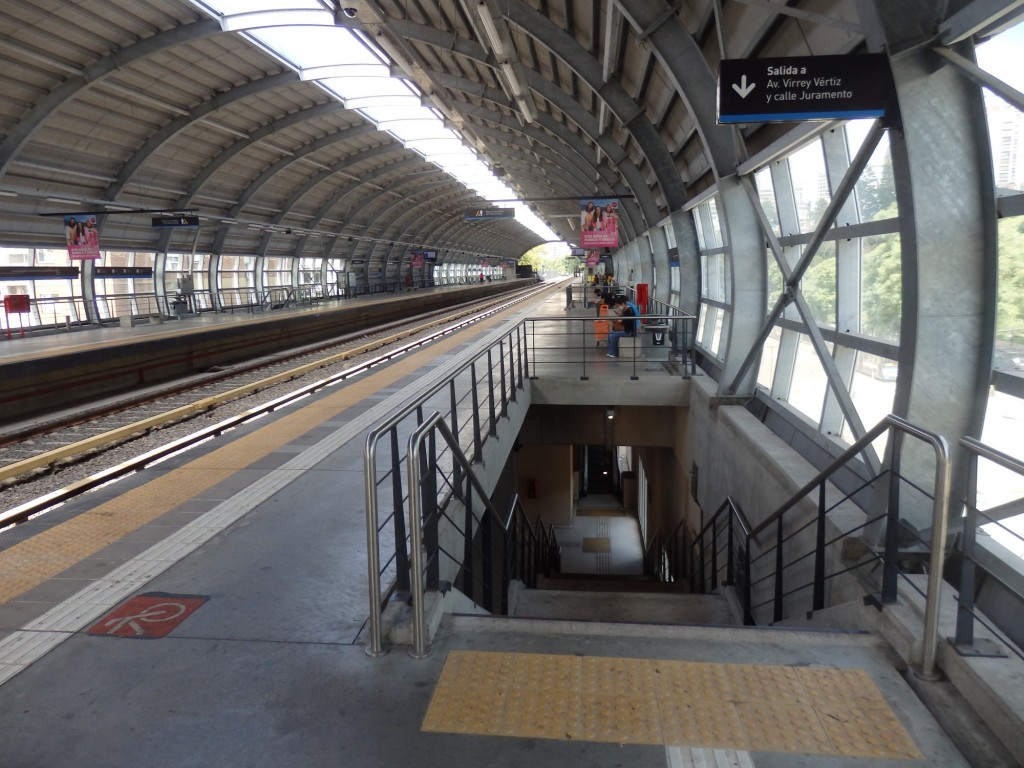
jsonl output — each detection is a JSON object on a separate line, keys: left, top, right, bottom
{"left": 87, "top": 593, "right": 208, "bottom": 638}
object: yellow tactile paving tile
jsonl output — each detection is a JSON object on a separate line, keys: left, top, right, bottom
{"left": 422, "top": 650, "right": 924, "bottom": 759}
{"left": 0, "top": 316, "right": 505, "bottom": 606}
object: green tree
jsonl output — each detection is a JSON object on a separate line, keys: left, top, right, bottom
{"left": 519, "top": 243, "right": 572, "bottom": 275}
{"left": 998, "top": 217, "right": 1024, "bottom": 339}
{"left": 801, "top": 242, "right": 837, "bottom": 327}
{"left": 856, "top": 153, "right": 897, "bottom": 222}
{"left": 861, "top": 226, "right": 902, "bottom": 341}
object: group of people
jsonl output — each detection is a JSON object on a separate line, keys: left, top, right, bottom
{"left": 581, "top": 201, "right": 618, "bottom": 234}
{"left": 65, "top": 216, "right": 99, "bottom": 247}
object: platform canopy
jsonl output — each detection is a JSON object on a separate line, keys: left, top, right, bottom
{"left": 0, "top": 0, "right": 1020, "bottom": 270}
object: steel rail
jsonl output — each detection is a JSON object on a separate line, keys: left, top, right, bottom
{"left": 0, "top": 285, "right": 548, "bottom": 528}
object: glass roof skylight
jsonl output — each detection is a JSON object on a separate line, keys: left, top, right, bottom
{"left": 188, "top": 0, "right": 559, "bottom": 243}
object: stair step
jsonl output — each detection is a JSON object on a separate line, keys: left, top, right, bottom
{"left": 512, "top": 587, "right": 738, "bottom": 625}
{"left": 538, "top": 572, "right": 689, "bottom": 593}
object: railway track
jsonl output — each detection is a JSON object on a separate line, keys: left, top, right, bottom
{"left": 0, "top": 283, "right": 550, "bottom": 527}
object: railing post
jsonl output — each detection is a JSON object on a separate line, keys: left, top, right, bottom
{"left": 710, "top": 520, "right": 719, "bottom": 591}
{"left": 487, "top": 350, "right": 498, "bottom": 437}
{"left": 516, "top": 324, "right": 525, "bottom": 388}
{"left": 813, "top": 482, "right": 826, "bottom": 612}
{"left": 482, "top": 503, "right": 494, "bottom": 612}
{"left": 881, "top": 429, "right": 903, "bottom": 604}
{"left": 527, "top": 320, "right": 534, "bottom": 379}
{"left": 698, "top": 530, "right": 706, "bottom": 593}
{"left": 499, "top": 338, "right": 509, "bottom": 417}
{"left": 449, "top": 380, "right": 462, "bottom": 495}
{"left": 363, "top": 431, "right": 387, "bottom": 657}
{"left": 726, "top": 509, "right": 734, "bottom": 585}
{"left": 741, "top": 542, "right": 754, "bottom": 625}
{"left": 423, "top": 429, "right": 439, "bottom": 591}
{"left": 406, "top": 428, "right": 431, "bottom": 660}
{"left": 954, "top": 451, "right": 979, "bottom": 649}
{"left": 505, "top": 333, "right": 516, "bottom": 404}
{"left": 463, "top": 480, "right": 475, "bottom": 603}
{"left": 919, "top": 433, "right": 952, "bottom": 680}
{"left": 773, "top": 519, "right": 784, "bottom": 622}
{"left": 470, "top": 362, "right": 482, "bottom": 463}
{"left": 390, "top": 429, "right": 410, "bottom": 595}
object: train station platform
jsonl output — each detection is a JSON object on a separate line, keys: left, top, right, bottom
{"left": 0, "top": 286, "right": 987, "bottom": 766}
{"left": 0, "top": 279, "right": 530, "bottom": 426}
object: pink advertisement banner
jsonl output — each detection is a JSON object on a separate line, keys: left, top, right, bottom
{"left": 579, "top": 198, "right": 619, "bottom": 249}
{"left": 64, "top": 214, "right": 101, "bottom": 260}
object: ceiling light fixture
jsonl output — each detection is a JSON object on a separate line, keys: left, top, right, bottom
{"left": 475, "top": 3, "right": 508, "bottom": 60}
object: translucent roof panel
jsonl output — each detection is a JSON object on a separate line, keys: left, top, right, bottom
{"left": 191, "top": 0, "right": 559, "bottom": 242}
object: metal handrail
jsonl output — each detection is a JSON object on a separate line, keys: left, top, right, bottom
{"left": 643, "top": 518, "right": 689, "bottom": 583}
{"left": 362, "top": 288, "right": 551, "bottom": 657}
{"left": 953, "top": 437, "right": 1024, "bottom": 658}
{"left": 693, "top": 414, "right": 950, "bottom": 678}
{"left": 524, "top": 312, "right": 696, "bottom": 380}
{"left": 406, "top": 412, "right": 559, "bottom": 658}
{"left": 691, "top": 498, "right": 754, "bottom": 621}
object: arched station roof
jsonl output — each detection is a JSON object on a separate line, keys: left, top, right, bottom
{"left": 4, "top": 0, "right": 998, "bottom": 266}
{"left": 1, "top": 0, "right": 1024, "bottom": 558}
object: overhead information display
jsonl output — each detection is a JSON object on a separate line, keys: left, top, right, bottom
{"left": 151, "top": 213, "right": 199, "bottom": 227}
{"left": 718, "top": 54, "right": 896, "bottom": 125}
{"left": 464, "top": 208, "right": 514, "bottom": 221}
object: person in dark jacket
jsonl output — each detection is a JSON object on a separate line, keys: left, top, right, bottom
{"left": 607, "top": 296, "right": 638, "bottom": 358}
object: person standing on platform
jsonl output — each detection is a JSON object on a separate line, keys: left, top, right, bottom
{"left": 606, "top": 296, "right": 638, "bottom": 358}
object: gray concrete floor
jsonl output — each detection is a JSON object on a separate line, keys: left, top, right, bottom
{"left": 0, "top": 288, "right": 979, "bottom": 767}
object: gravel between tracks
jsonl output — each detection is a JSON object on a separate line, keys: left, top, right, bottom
{"left": 0, "top": 310, "right": 478, "bottom": 514}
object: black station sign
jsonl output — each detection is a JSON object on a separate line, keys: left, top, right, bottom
{"left": 718, "top": 54, "right": 896, "bottom": 125}
{"left": 151, "top": 213, "right": 199, "bottom": 227}
{"left": 464, "top": 207, "right": 515, "bottom": 221}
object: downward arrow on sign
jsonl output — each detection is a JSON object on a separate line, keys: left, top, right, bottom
{"left": 732, "top": 75, "right": 755, "bottom": 98}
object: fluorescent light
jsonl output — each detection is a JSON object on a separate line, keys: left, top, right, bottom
{"left": 0, "top": 190, "right": 19, "bottom": 197}
{"left": 476, "top": 3, "right": 508, "bottom": 60}
{"left": 500, "top": 62, "right": 523, "bottom": 98}
{"left": 46, "top": 197, "right": 79, "bottom": 205}
{"left": 104, "top": 204, "right": 134, "bottom": 211}
{"left": 517, "top": 97, "right": 536, "bottom": 124}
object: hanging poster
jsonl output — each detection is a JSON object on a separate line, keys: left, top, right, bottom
{"left": 579, "top": 198, "right": 619, "bottom": 248}
{"left": 64, "top": 214, "right": 101, "bottom": 260}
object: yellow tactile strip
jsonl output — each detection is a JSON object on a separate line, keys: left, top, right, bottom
{"left": 422, "top": 651, "right": 923, "bottom": 759}
{"left": 0, "top": 314, "right": 506, "bottom": 605}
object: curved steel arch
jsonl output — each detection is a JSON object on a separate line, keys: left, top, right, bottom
{"left": 102, "top": 70, "right": 303, "bottom": 202}
{"left": 613, "top": 0, "right": 736, "bottom": 178}
{"left": 501, "top": 0, "right": 687, "bottom": 211}
{"left": 374, "top": 183, "right": 497, "bottom": 268}
{"left": 341, "top": 172, "right": 475, "bottom": 259}
{"left": 360, "top": 182, "right": 472, "bottom": 267}
{"left": 394, "top": 9, "right": 677, "bottom": 222}
{"left": 293, "top": 157, "right": 431, "bottom": 258}
{"left": 456, "top": 102, "right": 649, "bottom": 239}
{"left": 370, "top": 175, "right": 536, "bottom": 261}
{"left": 392, "top": 197, "right": 535, "bottom": 265}
{"left": 0, "top": 18, "right": 224, "bottom": 174}
{"left": 208, "top": 133, "right": 405, "bottom": 254}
